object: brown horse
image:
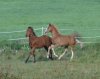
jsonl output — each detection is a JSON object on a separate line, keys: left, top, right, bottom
{"left": 44, "top": 24, "right": 83, "bottom": 60}
{"left": 25, "top": 27, "right": 53, "bottom": 63}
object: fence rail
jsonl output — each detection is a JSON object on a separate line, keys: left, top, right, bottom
{"left": 0, "top": 27, "right": 100, "bottom": 44}
{"left": 0, "top": 28, "right": 100, "bottom": 34}
{"left": 8, "top": 38, "right": 27, "bottom": 41}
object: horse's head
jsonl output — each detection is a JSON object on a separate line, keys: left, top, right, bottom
{"left": 44, "top": 24, "right": 54, "bottom": 34}
{"left": 26, "top": 27, "right": 36, "bottom": 37}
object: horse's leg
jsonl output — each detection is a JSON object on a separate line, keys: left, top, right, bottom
{"left": 76, "top": 39, "right": 83, "bottom": 49}
{"left": 70, "top": 47, "right": 74, "bottom": 61}
{"left": 47, "top": 46, "right": 51, "bottom": 59}
{"left": 25, "top": 48, "right": 36, "bottom": 63}
{"left": 31, "top": 48, "right": 36, "bottom": 63}
{"left": 44, "top": 46, "right": 53, "bottom": 60}
{"left": 33, "top": 54, "right": 36, "bottom": 63}
{"left": 25, "top": 54, "right": 30, "bottom": 63}
{"left": 47, "top": 45, "right": 58, "bottom": 58}
{"left": 52, "top": 48, "right": 58, "bottom": 57}
{"left": 49, "top": 49, "right": 53, "bottom": 60}
{"left": 51, "top": 45, "right": 58, "bottom": 57}
{"left": 58, "top": 47, "right": 68, "bottom": 60}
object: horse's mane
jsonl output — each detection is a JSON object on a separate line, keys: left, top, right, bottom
{"left": 28, "top": 26, "right": 37, "bottom": 36}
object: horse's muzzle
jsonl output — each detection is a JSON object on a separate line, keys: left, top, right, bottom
{"left": 44, "top": 28, "right": 48, "bottom": 35}
{"left": 44, "top": 31, "right": 47, "bottom": 35}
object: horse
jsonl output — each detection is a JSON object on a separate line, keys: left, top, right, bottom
{"left": 44, "top": 24, "right": 83, "bottom": 60}
{"left": 25, "top": 26, "right": 53, "bottom": 63}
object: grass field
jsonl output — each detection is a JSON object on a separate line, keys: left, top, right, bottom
{"left": 0, "top": 44, "right": 100, "bottom": 79}
{"left": 0, "top": 0, "right": 100, "bottom": 41}
{"left": 0, "top": 0, "right": 100, "bottom": 79}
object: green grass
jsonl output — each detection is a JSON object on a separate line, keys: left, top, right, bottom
{"left": 0, "top": 0, "right": 100, "bottom": 79}
{"left": 0, "top": 60, "right": 100, "bottom": 79}
{"left": 0, "top": 0, "right": 100, "bottom": 29}
{"left": 0, "top": 43, "right": 100, "bottom": 79}
{"left": 0, "top": 0, "right": 100, "bottom": 42}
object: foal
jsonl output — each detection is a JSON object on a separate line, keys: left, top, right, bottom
{"left": 45, "top": 24, "right": 83, "bottom": 60}
{"left": 25, "top": 27, "right": 53, "bottom": 63}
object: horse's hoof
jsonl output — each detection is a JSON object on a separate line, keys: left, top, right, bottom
{"left": 50, "top": 58, "right": 54, "bottom": 60}
{"left": 47, "top": 56, "right": 49, "bottom": 59}
{"left": 33, "top": 61, "right": 36, "bottom": 63}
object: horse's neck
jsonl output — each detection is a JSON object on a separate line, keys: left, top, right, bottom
{"left": 52, "top": 29, "right": 60, "bottom": 37}
{"left": 28, "top": 35, "right": 36, "bottom": 43}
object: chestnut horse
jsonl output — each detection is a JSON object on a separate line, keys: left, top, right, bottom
{"left": 25, "top": 27, "right": 53, "bottom": 63}
{"left": 45, "top": 24, "right": 83, "bottom": 60}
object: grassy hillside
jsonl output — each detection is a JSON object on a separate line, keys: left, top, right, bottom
{"left": 0, "top": 0, "right": 100, "bottom": 41}
{"left": 0, "top": 0, "right": 100, "bottom": 79}
{"left": 0, "top": 0, "right": 100, "bottom": 29}
{"left": 0, "top": 43, "right": 100, "bottom": 79}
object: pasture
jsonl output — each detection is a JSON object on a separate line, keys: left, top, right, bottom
{"left": 0, "top": 0, "right": 100, "bottom": 79}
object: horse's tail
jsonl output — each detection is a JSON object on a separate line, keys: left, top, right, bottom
{"left": 72, "top": 32, "right": 80, "bottom": 40}
{"left": 72, "top": 32, "right": 83, "bottom": 49}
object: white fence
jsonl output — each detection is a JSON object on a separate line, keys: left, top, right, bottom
{"left": 0, "top": 27, "right": 100, "bottom": 44}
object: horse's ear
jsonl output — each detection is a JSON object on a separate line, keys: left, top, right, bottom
{"left": 28, "top": 26, "right": 32, "bottom": 29}
{"left": 49, "top": 23, "right": 52, "bottom": 26}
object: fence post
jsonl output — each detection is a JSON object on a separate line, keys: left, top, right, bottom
{"left": 42, "top": 27, "right": 44, "bottom": 35}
